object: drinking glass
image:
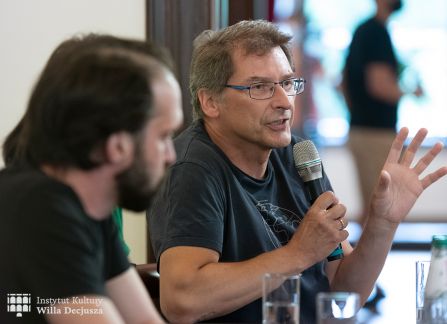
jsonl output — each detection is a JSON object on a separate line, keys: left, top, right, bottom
{"left": 263, "top": 273, "right": 300, "bottom": 324}
{"left": 316, "top": 292, "right": 360, "bottom": 324}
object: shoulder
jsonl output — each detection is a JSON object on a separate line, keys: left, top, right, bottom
{"left": 173, "top": 120, "right": 233, "bottom": 176}
{"left": 1, "top": 165, "right": 89, "bottom": 230}
{"left": 361, "top": 18, "right": 383, "bottom": 30}
{"left": 1, "top": 165, "right": 76, "bottom": 204}
{"left": 353, "top": 18, "right": 383, "bottom": 39}
{"left": 362, "top": 18, "right": 388, "bottom": 39}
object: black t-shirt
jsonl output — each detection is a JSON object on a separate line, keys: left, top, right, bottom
{"left": 0, "top": 165, "right": 130, "bottom": 323}
{"left": 344, "top": 17, "right": 399, "bottom": 129}
{"left": 149, "top": 121, "right": 332, "bottom": 323}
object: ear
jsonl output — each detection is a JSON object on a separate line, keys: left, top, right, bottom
{"left": 104, "top": 132, "right": 135, "bottom": 167}
{"left": 197, "top": 88, "right": 220, "bottom": 118}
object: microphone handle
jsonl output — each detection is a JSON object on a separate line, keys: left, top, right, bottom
{"left": 305, "top": 179, "right": 344, "bottom": 262}
{"left": 306, "top": 179, "right": 325, "bottom": 205}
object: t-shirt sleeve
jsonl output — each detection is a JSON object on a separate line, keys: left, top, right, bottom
{"left": 363, "top": 23, "right": 395, "bottom": 65}
{"left": 14, "top": 186, "right": 121, "bottom": 299}
{"left": 149, "top": 161, "right": 226, "bottom": 261}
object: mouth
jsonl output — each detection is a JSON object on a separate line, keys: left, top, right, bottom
{"left": 268, "top": 118, "right": 288, "bottom": 125}
{"left": 266, "top": 118, "right": 290, "bottom": 130}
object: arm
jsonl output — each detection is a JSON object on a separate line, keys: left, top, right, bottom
{"left": 47, "top": 297, "right": 125, "bottom": 324}
{"left": 366, "top": 63, "right": 403, "bottom": 104}
{"left": 106, "top": 267, "right": 165, "bottom": 324}
{"left": 327, "top": 127, "right": 447, "bottom": 304}
{"left": 365, "top": 63, "right": 423, "bottom": 105}
{"left": 159, "top": 191, "right": 348, "bottom": 323}
{"left": 47, "top": 268, "right": 164, "bottom": 324}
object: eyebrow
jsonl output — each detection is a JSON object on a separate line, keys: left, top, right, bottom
{"left": 242, "top": 73, "right": 296, "bottom": 83}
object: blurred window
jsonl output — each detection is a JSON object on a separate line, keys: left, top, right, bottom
{"left": 279, "top": 0, "right": 447, "bottom": 146}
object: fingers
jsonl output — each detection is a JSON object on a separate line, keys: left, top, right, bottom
{"left": 386, "top": 128, "right": 443, "bottom": 180}
{"left": 413, "top": 142, "right": 443, "bottom": 175}
{"left": 313, "top": 192, "right": 346, "bottom": 219}
{"left": 400, "top": 128, "right": 428, "bottom": 167}
{"left": 313, "top": 191, "right": 339, "bottom": 211}
{"left": 301, "top": 193, "right": 348, "bottom": 259}
{"left": 336, "top": 217, "right": 348, "bottom": 231}
{"left": 421, "top": 166, "right": 447, "bottom": 189}
{"left": 386, "top": 127, "right": 409, "bottom": 164}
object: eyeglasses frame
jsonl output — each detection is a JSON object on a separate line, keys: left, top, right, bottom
{"left": 224, "top": 77, "right": 306, "bottom": 100}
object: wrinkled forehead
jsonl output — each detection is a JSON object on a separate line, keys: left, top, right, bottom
{"left": 229, "top": 45, "right": 293, "bottom": 77}
{"left": 231, "top": 41, "right": 293, "bottom": 70}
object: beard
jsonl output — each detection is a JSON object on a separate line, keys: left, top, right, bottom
{"left": 390, "top": 0, "right": 403, "bottom": 12}
{"left": 115, "top": 147, "right": 161, "bottom": 212}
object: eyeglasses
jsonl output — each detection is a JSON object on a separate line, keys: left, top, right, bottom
{"left": 224, "top": 77, "right": 306, "bottom": 100}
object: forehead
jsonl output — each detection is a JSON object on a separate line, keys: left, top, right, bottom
{"left": 149, "top": 72, "right": 183, "bottom": 124}
{"left": 151, "top": 71, "right": 178, "bottom": 96}
{"left": 230, "top": 46, "right": 293, "bottom": 80}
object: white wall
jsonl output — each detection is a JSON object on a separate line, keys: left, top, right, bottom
{"left": 0, "top": 0, "right": 147, "bottom": 264}
{"left": 0, "top": 0, "right": 145, "bottom": 148}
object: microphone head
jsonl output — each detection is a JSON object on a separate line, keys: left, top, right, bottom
{"left": 293, "top": 140, "right": 323, "bottom": 182}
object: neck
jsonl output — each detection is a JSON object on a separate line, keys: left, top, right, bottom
{"left": 204, "top": 121, "right": 270, "bottom": 179}
{"left": 41, "top": 164, "right": 116, "bottom": 220}
{"left": 375, "top": 4, "right": 391, "bottom": 23}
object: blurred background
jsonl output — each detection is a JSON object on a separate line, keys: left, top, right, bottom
{"left": 276, "top": 0, "right": 447, "bottom": 146}
{"left": 270, "top": 0, "right": 446, "bottom": 223}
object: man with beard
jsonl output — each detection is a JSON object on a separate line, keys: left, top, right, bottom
{"left": 0, "top": 35, "right": 183, "bottom": 323}
{"left": 1, "top": 34, "right": 178, "bottom": 258}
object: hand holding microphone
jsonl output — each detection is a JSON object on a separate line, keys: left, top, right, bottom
{"left": 293, "top": 140, "right": 346, "bottom": 261}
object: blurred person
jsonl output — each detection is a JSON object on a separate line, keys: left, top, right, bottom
{"left": 1, "top": 34, "right": 176, "bottom": 167}
{"left": 0, "top": 34, "right": 183, "bottom": 323}
{"left": 342, "top": 0, "right": 424, "bottom": 310}
{"left": 1, "top": 34, "right": 177, "bottom": 259}
{"left": 342, "top": 0, "right": 423, "bottom": 228}
{"left": 342, "top": 0, "right": 405, "bottom": 309}
{"left": 148, "top": 20, "right": 446, "bottom": 323}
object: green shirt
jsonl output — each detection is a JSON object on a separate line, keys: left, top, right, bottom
{"left": 112, "top": 207, "right": 130, "bottom": 255}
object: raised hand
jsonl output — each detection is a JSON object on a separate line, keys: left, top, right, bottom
{"left": 369, "top": 127, "right": 447, "bottom": 224}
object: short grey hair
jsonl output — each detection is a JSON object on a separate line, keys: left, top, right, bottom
{"left": 189, "top": 20, "right": 294, "bottom": 120}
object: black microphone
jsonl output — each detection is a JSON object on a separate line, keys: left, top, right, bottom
{"left": 293, "top": 140, "right": 343, "bottom": 261}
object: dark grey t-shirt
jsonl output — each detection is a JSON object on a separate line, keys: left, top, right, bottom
{"left": 149, "top": 120, "right": 332, "bottom": 323}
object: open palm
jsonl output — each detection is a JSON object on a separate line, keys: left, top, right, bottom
{"left": 369, "top": 128, "right": 447, "bottom": 224}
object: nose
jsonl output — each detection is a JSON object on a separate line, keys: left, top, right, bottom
{"left": 272, "top": 83, "right": 293, "bottom": 110}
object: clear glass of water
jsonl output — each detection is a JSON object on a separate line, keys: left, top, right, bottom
{"left": 316, "top": 292, "right": 360, "bottom": 324}
{"left": 263, "top": 273, "right": 300, "bottom": 324}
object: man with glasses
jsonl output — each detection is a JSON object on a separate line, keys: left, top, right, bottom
{"left": 148, "top": 20, "right": 446, "bottom": 323}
